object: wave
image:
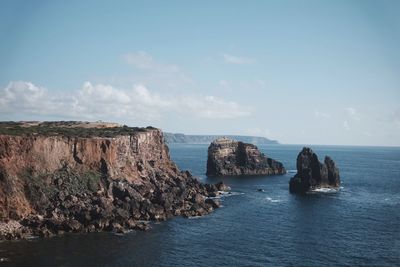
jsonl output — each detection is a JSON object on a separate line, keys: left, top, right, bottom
{"left": 209, "top": 191, "right": 244, "bottom": 199}
{"left": 265, "top": 197, "right": 282, "bottom": 203}
{"left": 309, "top": 187, "right": 340, "bottom": 194}
{"left": 287, "top": 170, "right": 297, "bottom": 173}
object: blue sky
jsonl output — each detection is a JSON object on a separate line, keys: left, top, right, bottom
{"left": 0, "top": 0, "right": 399, "bottom": 146}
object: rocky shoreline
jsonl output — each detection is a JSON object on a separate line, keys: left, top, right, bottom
{"left": 0, "top": 174, "right": 229, "bottom": 240}
{"left": 0, "top": 122, "right": 229, "bottom": 240}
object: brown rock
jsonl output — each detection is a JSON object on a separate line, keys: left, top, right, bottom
{"left": 206, "top": 138, "right": 286, "bottom": 176}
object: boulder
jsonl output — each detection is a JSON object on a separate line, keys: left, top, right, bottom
{"left": 289, "top": 147, "right": 340, "bottom": 193}
{"left": 206, "top": 138, "right": 286, "bottom": 176}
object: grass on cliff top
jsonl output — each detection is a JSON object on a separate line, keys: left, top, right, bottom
{"left": 0, "top": 121, "right": 157, "bottom": 137}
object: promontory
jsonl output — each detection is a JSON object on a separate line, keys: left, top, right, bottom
{"left": 0, "top": 121, "right": 227, "bottom": 239}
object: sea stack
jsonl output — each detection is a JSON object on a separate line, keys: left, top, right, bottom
{"left": 289, "top": 147, "right": 340, "bottom": 193}
{"left": 206, "top": 138, "right": 286, "bottom": 176}
{"left": 0, "top": 121, "right": 228, "bottom": 240}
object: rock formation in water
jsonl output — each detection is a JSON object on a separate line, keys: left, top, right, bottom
{"left": 0, "top": 121, "right": 229, "bottom": 240}
{"left": 206, "top": 138, "right": 286, "bottom": 176}
{"left": 289, "top": 147, "right": 340, "bottom": 193}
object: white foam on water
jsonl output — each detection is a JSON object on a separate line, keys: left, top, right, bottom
{"left": 265, "top": 197, "right": 282, "bottom": 203}
{"left": 310, "top": 187, "right": 339, "bottom": 194}
{"left": 210, "top": 191, "right": 244, "bottom": 199}
{"left": 188, "top": 216, "right": 203, "bottom": 220}
{"left": 113, "top": 230, "right": 133, "bottom": 236}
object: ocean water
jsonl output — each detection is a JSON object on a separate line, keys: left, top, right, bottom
{"left": 1, "top": 144, "right": 399, "bottom": 267}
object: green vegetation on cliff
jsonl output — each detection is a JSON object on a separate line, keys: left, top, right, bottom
{"left": 0, "top": 121, "right": 157, "bottom": 137}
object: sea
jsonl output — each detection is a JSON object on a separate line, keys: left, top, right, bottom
{"left": 0, "top": 144, "right": 399, "bottom": 267}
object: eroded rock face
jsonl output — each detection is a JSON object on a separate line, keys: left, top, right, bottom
{"left": 206, "top": 138, "right": 286, "bottom": 176}
{"left": 0, "top": 122, "right": 228, "bottom": 239}
{"left": 289, "top": 147, "right": 340, "bottom": 193}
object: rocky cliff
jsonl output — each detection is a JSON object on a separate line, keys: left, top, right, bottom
{"left": 289, "top": 147, "right": 340, "bottom": 193}
{"left": 0, "top": 122, "right": 226, "bottom": 239}
{"left": 206, "top": 138, "right": 286, "bottom": 176}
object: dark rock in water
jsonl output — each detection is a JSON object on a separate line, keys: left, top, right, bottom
{"left": 205, "top": 198, "right": 221, "bottom": 208}
{"left": 206, "top": 138, "right": 286, "bottom": 176}
{"left": 289, "top": 147, "right": 340, "bottom": 194}
{"left": 215, "top": 182, "right": 231, "bottom": 192}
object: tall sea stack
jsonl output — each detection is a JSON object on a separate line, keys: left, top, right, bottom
{"left": 289, "top": 147, "right": 340, "bottom": 193}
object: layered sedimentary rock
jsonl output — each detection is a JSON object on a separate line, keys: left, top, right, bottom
{"left": 289, "top": 147, "right": 340, "bottom": 193}
{"left": 206, "top": 138, "right": 286, "bottom": 176}
{"left": 0, "top": 122, "right": 227, "bottom": 239}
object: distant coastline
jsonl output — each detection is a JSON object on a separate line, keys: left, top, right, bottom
{"left": 164, "top": 132, "right": 279, "bottom": 144}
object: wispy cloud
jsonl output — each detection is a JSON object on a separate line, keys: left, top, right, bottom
{"left": 345, "top": 107, "right": 360, "bottom": 121}
{"left": 245, "top": 127, "right": 274, "bottom": 139}
{"left": 314, "top": 110, "right": 331, "bottom": 119}
{"left": 223, "top": 53, "right": 255, "bottom": 64}
{"left": 120, "top": 51, "right": 194, "bottom": 92}
{"left": 392, "top": 108, "right": 400, "bottom": 127}
{"left": 123, "top": 51, "right": 179, "bottom": 73}
{"left": 343, "top": 120, "right": 350, "bottom": 130}
{"left": 0, "top": 81, "right": 252, "bottom": 121}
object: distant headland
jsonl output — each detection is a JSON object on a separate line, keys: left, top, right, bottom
{"left": 164, "top": 132, "right": 279, "bottom": 145}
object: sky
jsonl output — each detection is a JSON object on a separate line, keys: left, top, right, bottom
{"left": 0, "top": 0, "right": 399, "bottom": 146}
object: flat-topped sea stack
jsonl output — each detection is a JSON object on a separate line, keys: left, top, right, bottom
{"left": 206, "top": 138, "right": 286, "bottom": 176}
{"left": 289, "top": 147, "right": 340, "bottom": 193}
{"left": 0, "top": 121, "right": 227, "bottom": 239}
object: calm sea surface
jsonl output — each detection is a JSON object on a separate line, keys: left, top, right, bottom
{"left": 1, "top": 144, "right": 399, "bottom": 267}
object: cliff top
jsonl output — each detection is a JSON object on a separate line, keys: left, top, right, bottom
{"left": 0, "top": 121, "right": 157, "bottom": 137}
{"left": 211, "top": 137, "right": 234, "bottom": 144}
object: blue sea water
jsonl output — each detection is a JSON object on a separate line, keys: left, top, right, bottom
{"left": 0, "top": 144, "right": 399, "bottom": 267}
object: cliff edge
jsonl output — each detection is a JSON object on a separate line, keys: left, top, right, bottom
{"left": 0, "top": 121, "right": 226, "bottom": 239}
{"left": 206, "top": 138, "right": 286, "bottom": 176}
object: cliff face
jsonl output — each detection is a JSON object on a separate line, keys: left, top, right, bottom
{"left": 206, "top": 138, "right": 286, "bottom": 176}
{"left": 289, "top": 147, "right": 340, "bottom": 193}
{"left": 0, "top": 122, "right": 225, "bottom": 239}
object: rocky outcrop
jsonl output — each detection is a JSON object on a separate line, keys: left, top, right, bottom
{"left": 289, "top": 147, "right": 340, "bottom": 193}
{"left": 206, "top": 138, "right": 286, "bottom": 176}
{"left": 0, "top": 122, "right": 228, "bottom": 239}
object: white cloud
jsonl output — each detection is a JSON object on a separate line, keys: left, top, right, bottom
{"left": 219, "top": 80, "right": 229, "bottom": 87}
{"left": 314, "top": 110, "right": 331, "bottom": 119}
{"left": 120, "top": 51, "right": 194, "bottom": 92}
{"left": 178, "top": 95, "right": 251, "bottom": 119}
{"left": 343, "top": 120, "right": 350, "bottom": 130}
{"left": 245, "top": 128, "right": 274, "bottom": 139}
{"left": 0, "top": 81, "right": 71, "bottom": 116}
{"left": 123, "top": 51, "right": 179, "bottom": 73}
{"left": 345, "top": 107, "right": 360, "bottom": 121}
{"left": 0, "top": 81, "right": 251, "bottom": 121}
{"left": 223, "top": 53, "right": 255, "bottom": 64}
